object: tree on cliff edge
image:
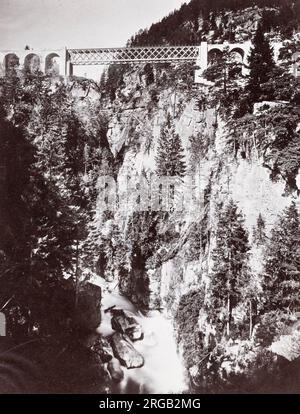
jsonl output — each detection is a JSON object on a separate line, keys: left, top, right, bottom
{"left": 246, "top": 23, "right": 275, "bottom": 103}
{"left": 155, "top": 114, "right": 186, "bottom": 177}
{"left": 208, "top": 200, "right": 250, "bottom": 337}
{"left": 262, "top": 202, "right": 300, "bottom": 312}
{"left": 253, "top": 213, "right": 267, "bottom": 245}
{"left": 203, "top": 46, "right": 243, "bottom": 113}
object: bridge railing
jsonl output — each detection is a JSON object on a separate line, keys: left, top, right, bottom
{"left": 68, "top": 46, "right": 200, "bottom": 65}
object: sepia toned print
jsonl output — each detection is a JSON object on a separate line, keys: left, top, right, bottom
{"left": 0, "top": 0, "right": 299, "bottom": 395}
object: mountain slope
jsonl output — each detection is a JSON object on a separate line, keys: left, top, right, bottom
{"left": 128, "top": 0, "right": 299, "bottom": 45}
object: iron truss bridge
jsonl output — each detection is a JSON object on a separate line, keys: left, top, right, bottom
{"left": 68, "top": 46, "right": 200, "bottom": 65}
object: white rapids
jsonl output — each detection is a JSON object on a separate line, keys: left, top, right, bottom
{"left": 95, "top": 278, "right": 187, "bottom": 394}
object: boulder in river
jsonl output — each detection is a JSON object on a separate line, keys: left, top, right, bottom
{"left": 107, "top": 358, "right": 124, "bottom": 382}
{"left": 127, "top": 325, "right": 144, "bottom": 341}
{"left": 111, "top": 309, "right": 143, "bottom": 341}
{"left": 110, "top": 332, "right": 144, "bottom": 369}
{"left": 91, "top": 336, "right": 114, "bottom": 363}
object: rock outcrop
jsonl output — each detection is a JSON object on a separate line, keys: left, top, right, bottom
{"left": 92, "top": 336, "right": 114, "bottom": 363}
{"left": 107, "top": 358, "right": 124, "bottom": 382}
{"left": 110, "top": 332, "right": 144, "bottom": 369}
{"left": 74, "top": 282, "right": 102, "bottom": 331}
{"left": 111, "top": 309, "right": 143, "bottom": 341}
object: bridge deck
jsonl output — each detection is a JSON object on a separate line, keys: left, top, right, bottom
{"left": 68, "top": 46, "right": 199, "bottom": 65}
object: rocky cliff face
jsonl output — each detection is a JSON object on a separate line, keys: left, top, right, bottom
{"left": 84, "top": 57, "right": 300, "bottom": 391}
{"left": 94, "top": 67, "right": 298, "bottom": 317}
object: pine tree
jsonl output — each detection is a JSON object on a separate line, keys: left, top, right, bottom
{"left": 262, "top": 202, "right": 300, "bottom": 312}
{"left": 246, "top": 23, "right": 275, "bottom": 103}
{"left": 253, "top": 213, "right": 267, "bottom": 245}
{"left": 0, "top": 103, "right": 77, "bottom": 336}
{"left": 155, "top": 114, "right": 186, "bottom": 177}
{"left": 209, "top": 200, "right": 250, "bottom": 337}
{"left": 144, "top": 63, "right": 155, "bottom": 86}
{"left": 0, "top": 73, "right": 98, "bottom": 336}
{"left": 203, "top": 46, "right": 243, "bottom": 111}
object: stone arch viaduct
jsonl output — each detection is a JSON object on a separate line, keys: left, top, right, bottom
{"left": 0, "top": 48, "right": 67, "bottom": 77}
{"left": 0, "top": 42, "right": 298, "bottom": 83}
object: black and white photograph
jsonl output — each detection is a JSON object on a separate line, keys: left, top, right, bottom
{"left": 0, "top": 0, "right": 299, "bottom": 398}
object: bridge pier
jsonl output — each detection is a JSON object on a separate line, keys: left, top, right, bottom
{"left": 194, "top": 42, "right": 208, "bottom": 83}
{"left": 66, "top": 60, "right": 73, "bottom": 77}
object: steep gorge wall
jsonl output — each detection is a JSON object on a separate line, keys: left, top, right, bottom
{"left": 97, "top": 74, "right": 298, "bottom": 316}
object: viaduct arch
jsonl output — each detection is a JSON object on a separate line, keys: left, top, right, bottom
{"left": 24, "top": 53, "right": 41, "bottom": 73}
{"left": 45, "top": 53, "right": 60, "bottom": 75}
{"left": 0, "top": 48, "right": 66, "bottom": 77}
{"left": 4, "top": 53, "right": 19, "bottom": 73}
{"left": 204, "top": 41, "right": 251, "bottom": 77}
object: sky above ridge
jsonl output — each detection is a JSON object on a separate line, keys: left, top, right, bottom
{"left": 0, "top": 0, "right": 186, "bottom": 50}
